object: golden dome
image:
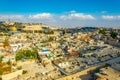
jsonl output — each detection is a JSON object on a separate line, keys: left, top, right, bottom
{"left": 96, "top": 78, "right": 106, "bottom": 80}
{"left": 10, "top": 26, "right": 17, "bottom": 31}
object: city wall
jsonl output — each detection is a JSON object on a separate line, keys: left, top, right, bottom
{"left": 2, "top": 69, "right": 23, "bottom": 80}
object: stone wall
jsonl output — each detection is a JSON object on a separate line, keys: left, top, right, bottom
{"left": 2, "top": 69, "right": 23, "bottom": 80}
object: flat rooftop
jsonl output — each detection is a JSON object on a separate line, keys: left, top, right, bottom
{"left": 95, "top": 67, "right": 120, "bottom": 80}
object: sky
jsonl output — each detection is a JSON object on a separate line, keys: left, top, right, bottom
{"left": 0, "top": 0, "right": 120, "bottom": 27}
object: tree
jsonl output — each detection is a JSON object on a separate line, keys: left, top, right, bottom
{"left": 3, "top": 38, "right": 10, "bottom": 47}
{"left": 22, "top": 70, "right": 27, "bottom": 74}
{"left": 32, "top": 47, "right": 38, "bottom": 59}
{"left": 0, "top": 56, "right": 4, "bottom": 63}
{"left": 7, "top": 59, "right": 11, "bottom": 65}
{"left": 15, "top": 49, "right": 38, "bottom": 61}
{"left": 99, "top": 29, "right": 107, "bottom": 36}
{"left": 0, "top": 71, "right": 3, "bottom": 75}
{"left": 110, "top": 31, "right": 118, "bottom": 39}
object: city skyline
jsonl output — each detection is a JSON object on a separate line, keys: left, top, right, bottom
{"left": 0, "top": 0, "right": 120, "bottom": 27}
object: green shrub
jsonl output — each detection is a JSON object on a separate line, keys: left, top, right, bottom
{"left": 0, "top": 71, "right": 3, "bottom": 75}
{"left": 110, "top": 31, "right": 118, "bottom": 39}
{"left": 0, "top": 56, "right": 4, "bottom": 63}
{"left": 22, "top": 70, "right": 27, "bottom": 74}
{"left": 7, "top": 59, "right": 11, "bottom": 65}
{"left": 2, "top": 39, "right": 10, "bottom": 46}
{"left": 99, "top": 29, "right": 107, "bottom": 36}
{"left": 15, "top": 49, "right": 38, "bottom": 61}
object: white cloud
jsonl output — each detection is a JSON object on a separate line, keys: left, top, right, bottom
{"left": 118, "top": 16, "right": 120, "bottom": 19}
{"left": 0, "top": 11, "right": 97, "bottom": 27}
{"left": 0, "top": 15, "right": 24, "bottom": 20}
{"left": 28, "top": 13, "right": 53, "bottom": 20}
{"left": 60, "top": 12, "right": 95, "bottom": 20}
{"left": 102, "top": 15, "right": 115, "bottom": 20}
{"left": 3, "top": 11, "right": 120, "bottom": 27}
{"left": 102, "top": 15, "right": 120, "bottom": 20}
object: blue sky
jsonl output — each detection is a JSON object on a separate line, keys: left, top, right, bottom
{"left": 0, "top": 0, "right": 120, "bottom": 27}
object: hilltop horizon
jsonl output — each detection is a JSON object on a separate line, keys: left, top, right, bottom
{"left": 1, "top": 21, "right": 120, "bottom": 29}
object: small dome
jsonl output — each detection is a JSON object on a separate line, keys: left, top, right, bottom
{"left": 10, "top": 26, "right": 17, "bottom": 31}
